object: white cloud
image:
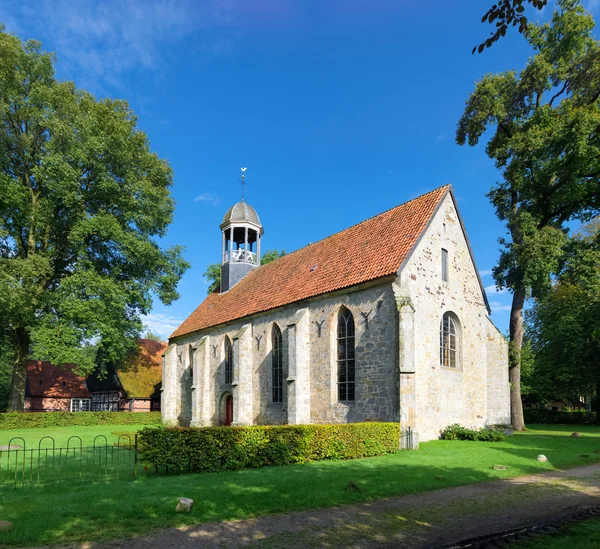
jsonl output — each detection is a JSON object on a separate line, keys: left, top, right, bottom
{"left": 479, "top": 269, "right": 493, "bottom": 277}
{"left": 142, "top": 313, "right": 184, "bottom": 339}
{"left": 435, "top": 132, "right": 447, "bottom": 142}
{"left": 194, "top": 193, "right": 221, "bottom": 206}
{"left": 0, "top": 0, "right": 237, "bottom": 92}
{"left": 485, "top": 284, "right": 508, "bottom": 295}
{"left": 490, "top": 301, "right": 512, "bottom": 313}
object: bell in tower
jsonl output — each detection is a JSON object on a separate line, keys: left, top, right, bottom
{"left": 220, "top": 198, "right": 263, "bottom": 293}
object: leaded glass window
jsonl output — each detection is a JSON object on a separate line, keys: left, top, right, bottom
{"left": 440, "top": 313, "right": 458, "bottom": 368}
{"left": 272, "top": 324, "right": 283, "bottom": 403}
{"left": 224, "top": 337, "right": 233, "bottom": 384}
{"left": 337, "top": 307, "right": 356, "bottom": 401}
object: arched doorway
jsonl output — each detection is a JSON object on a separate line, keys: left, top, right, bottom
{"left": 225, "top": 395, "right": 233, "bottom": 426}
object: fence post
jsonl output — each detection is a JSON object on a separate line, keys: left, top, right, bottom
{"left": 134, "top": 434, "right": 138, "bottom": 479}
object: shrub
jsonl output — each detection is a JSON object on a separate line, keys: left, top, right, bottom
{"left": 523, "top": 409, "right": 596, "bottom": 425}
{"left": 138, "top": 422, "right": 400, "bottom": 473}
{"left": 441, "top": 424, "right": 506, "bottom": 442}
{"left": 0, "top": 411, "right": 163, "bottom": 430}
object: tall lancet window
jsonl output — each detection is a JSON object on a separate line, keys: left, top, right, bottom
{"left": 337, "top": 307, "right": 356, "bottom": 401}
{"left": 271, "top": 324, "right": 283, "bottom": 403}
{"left": 224, "top": 337, "right": 233, "bottom": 384}
{"left": 189, "top": 345, "right": 195, "bottom": 383}
{"left": 440, "top": 312, "right": 459, "bottom": 368}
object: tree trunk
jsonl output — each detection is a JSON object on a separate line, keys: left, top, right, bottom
{"left": 509, "top": 286, "right": 526, "bottom": 431}
{"left": 7, "top": 327, "right": 30, "bottom": 412}
{"left": 595, "top": 380, "right": 600, "bottom": 425}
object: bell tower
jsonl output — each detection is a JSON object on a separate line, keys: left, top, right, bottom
{"left": 220, "top": 174, "right": 263, "bottom": 292}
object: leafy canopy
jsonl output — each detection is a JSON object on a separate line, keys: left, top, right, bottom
{"left": 458, "top": 0, "right": 600, "bottom": 301}
{"left": 526, "top": 219, "right": 600, "bottom": 402}
{"left": 476, "top": 0, "right": 548, "bottom": 53}
{"left": 0, "top": 26, "right": 188, "bottom": 380}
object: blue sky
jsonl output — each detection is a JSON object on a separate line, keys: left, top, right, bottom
{"left": 2, "top": 0, "right": 594, "bottom": 338}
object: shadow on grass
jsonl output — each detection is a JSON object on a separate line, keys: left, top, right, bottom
{"left": 2, "top": 433, "right": 600, "bottom": 546}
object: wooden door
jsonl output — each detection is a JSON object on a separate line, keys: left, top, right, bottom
{"left": 225, "top": 395, "right": 233, "bottom": 426}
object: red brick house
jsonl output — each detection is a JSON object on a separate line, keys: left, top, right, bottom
{"left": 25, "top": 361, "right": 91, "bottom": 412}
{"left": 25, "top": 339, "right": 166, "bottom": 412}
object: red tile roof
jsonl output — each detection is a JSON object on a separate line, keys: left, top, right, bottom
{"left": 26, "top": 361, "right": 90, "bottom": 399}
{"left": 117, "top": 339, "right": 167, "bottom": 399}
{"left": 171, "top": 185, "right": 450, "bottom": 339}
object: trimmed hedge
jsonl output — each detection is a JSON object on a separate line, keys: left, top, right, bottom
{"left": 440, "top": 424, "right": 506, "bottom": 442}
{"left": 138, "top": 422, "right": 400, "bottom": 473}
{"left": 0, "top": 411, "right": 163, "bottom": 430}
{"left": 524, "top": 409, "right": 597, "bottom": 425}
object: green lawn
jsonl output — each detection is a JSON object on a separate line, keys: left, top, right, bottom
{"left": 1, "top": 424, "right": 600, "bottom": 546}
{"left": 516, "top": 518, "right": 600, "bottom": 548}
{"left": 0, "top": 424, "right": 153, "bottom": 448}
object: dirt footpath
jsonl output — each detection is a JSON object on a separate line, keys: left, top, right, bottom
{"left": 63, "top": 464, "right": 600, "bottom": 549}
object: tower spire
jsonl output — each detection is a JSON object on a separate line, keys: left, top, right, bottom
{"left": 240, "top": 166, "right": 247, "bottom": 202}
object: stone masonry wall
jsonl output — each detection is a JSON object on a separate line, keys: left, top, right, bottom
{"left": 485, "top": 318, "right": 511, "bottom": 426}
{"left": 168, "top": 281, "right": 399, "bottom": 426}
{"left": 398, "top": 193, "right": 508, "bottom": 441}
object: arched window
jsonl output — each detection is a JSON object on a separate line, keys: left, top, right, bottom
{"left": 224, "top": 337, "right": 233, "bottom": 384}
{"left": 189, "top": 346, "right": 195, "bottom": 382}
{"left": 337, "top": 307, "right": 355, "bottom": 401}
{"left": 271, "top": 324, "right": 283, "bottom": 403}
{"left": 440, "top": 312, "right": 458, "bottom": 368}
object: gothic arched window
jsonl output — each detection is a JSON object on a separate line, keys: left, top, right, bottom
{"left": 271, "top": 324, "right": 283, "bottom": 403}
{"left": 224, "top": 337, "right": 233, "bottom": 384}
{"left": 337, "top": 307, "right": 356, "bottom": 401}
{"left": 440, "top": 312, "right": 459, "bottom": 368}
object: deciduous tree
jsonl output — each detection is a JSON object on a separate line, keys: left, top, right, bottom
{"left": 457, "top": 0, "right": 600, "bottom": 429}
{"left": 0, "top": 27, "right": 188, "bottom": 411}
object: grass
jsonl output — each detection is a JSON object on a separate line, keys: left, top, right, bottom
{"left": 0, "top": 424, "right": 600, "bottom": 546}
{"left": 0, "top": 424, "right": 153, "bottom": 448}
{"left": 0, "top": 424, "right": 156, "bottom": 488}
{"left": 516, "top": 517, "right": 600, "bottom": 548}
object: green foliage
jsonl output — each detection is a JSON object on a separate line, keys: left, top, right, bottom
{"left": 143, "top": 331, "right": 164, "bottom": 342}
{"left": 476, "top": 1, "right": 548, "bottom": 54}
{"left": 203, "top": 249, "right": 286, "bottom": 295}
{"left": 0, "top": 338, "right": 11, "bottom": 412}
{"left": 202, "top": 263, "right": 222, "bottom": 294}
{"left": 138, "top": 422, "right": 400, "bottom": 473}
{"left": 0, "top": 411, "right": 162, "bottom": 430}
{"left": 457, "top": 0, "right": 600, "bottom": 429}
{"left": 526, "top": 219, "right": 600, "bottom": 404}
{"left": 0, "top": 28, "right": 189, "bottom": 409}
{"left": 524, "top": 409, "right": 596, "bottom": 424}
{"left": 261, "top": 249, "right": 286, "bottom": 264}
{"left": 440, "top": 424, "right": 507, "bottom": 442}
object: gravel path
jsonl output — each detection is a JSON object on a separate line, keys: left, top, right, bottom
{"left": 52, "top": 463, "right": 600, "bottom": 549}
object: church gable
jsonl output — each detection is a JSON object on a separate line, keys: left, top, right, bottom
{"left": 171, "top": 185, "right": 450, "bottom": 339}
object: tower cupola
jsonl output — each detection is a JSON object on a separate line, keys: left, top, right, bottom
{"left": 219, "top": 200, "right": 263, "bottom": 292}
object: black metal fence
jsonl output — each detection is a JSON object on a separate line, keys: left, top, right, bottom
{"left": 0, "top": 434, "right": 137, "bottom": 488}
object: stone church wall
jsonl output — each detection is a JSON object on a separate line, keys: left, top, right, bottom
{"left": 397, "top": 193, "right": 509, "bottom": 441}
{"left": 485, "top": 318, "right": 511, "bottom": 426}
{"left": 165, "top": 281, "right": 399, "bottom": 427}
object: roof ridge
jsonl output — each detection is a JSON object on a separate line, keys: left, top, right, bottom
{"left": 242, "top": 184, "right": 451, "bottom": 273}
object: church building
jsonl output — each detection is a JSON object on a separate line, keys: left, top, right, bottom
{"left": 162, "top": 185, "right": 510, "bottom": 442}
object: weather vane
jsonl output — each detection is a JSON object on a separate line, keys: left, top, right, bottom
{"left": 240, "top": 166, "right": 247, "bottom": 201}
